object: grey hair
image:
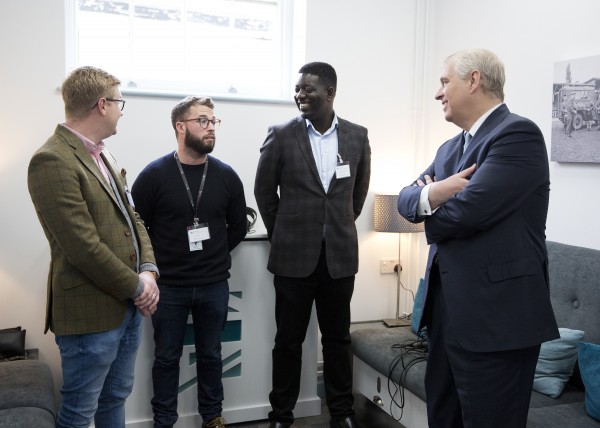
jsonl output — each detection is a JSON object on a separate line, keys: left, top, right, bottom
{"left": 446, "top": 49, "right": 505, "bottom": 101}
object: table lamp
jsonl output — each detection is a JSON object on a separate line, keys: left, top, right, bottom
{"left": 373, "top": 193, "right": 424, "bottom": 327}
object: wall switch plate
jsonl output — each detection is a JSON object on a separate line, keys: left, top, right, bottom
{"left": 380, "top": 258, "right": 399, "bottom": 274}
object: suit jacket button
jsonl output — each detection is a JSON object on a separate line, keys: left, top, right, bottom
{"left": 124, "top": 230, "right": 131, "bottom": 236}
{"left": 130, "top": 253, "right": 136, "bottom": 261}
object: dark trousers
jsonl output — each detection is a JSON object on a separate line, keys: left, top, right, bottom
{"left": 269, "top": 245, "right": 356, "bottom": 423}
{"left": 424, "top": 264, "right": 540, "bottom": 428}
{"left": 151, "top": 281, "right": 229, "bottom": 428}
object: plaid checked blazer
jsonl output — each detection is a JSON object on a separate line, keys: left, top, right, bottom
{"left": 28, "top": 125, "right": 155, "bottom": 336}
{"left": 254, "top": 116, "right": 371, "bottom": 279}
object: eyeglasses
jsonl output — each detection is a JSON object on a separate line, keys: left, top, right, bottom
{"left": 106, "top": 98, "right": 126, "bottom": 111}
{"left": 180, "top": 117, "right": 221, "bottom": 129}
{"left": 90, "top": 97, "right": 126, "bottom": 111}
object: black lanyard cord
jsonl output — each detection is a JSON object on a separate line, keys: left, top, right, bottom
{"left": 174, "top": 151, "right": 208, "bottom": 225}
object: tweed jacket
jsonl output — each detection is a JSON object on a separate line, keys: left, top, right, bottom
{"left": 28, "top": 125, "right": 156, "bottom": 335}
{"left": 254, "top": 116, "right": 371, "bottom": 279}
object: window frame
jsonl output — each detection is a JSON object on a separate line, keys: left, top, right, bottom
{"left": 65, "top": 0, "right": 305, "bottom": 104}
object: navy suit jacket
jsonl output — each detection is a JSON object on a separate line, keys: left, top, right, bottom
{"left": 254, "top": 116, "right": 371, "bottom": 279}
{"left": 398, "top": 104, "right": 558, "bottom": 352}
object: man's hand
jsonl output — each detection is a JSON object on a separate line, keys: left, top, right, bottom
{"left": 135, "top": 271, "right": 159, "bottom": 316}
{"left": 427, "top": 164, "right": 477, "bottom": 210}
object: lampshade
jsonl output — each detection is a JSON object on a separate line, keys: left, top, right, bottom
{"left": 373, "top": 194, "right": 424, "bottom": 233}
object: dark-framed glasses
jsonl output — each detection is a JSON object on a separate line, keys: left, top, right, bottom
{"left": 106, "top": 98, "right": 126, "bottom": 111}
{"left": 180, "top": 117, "right": 221, "bottom": 129}
{"left": 90, "top": 97, "right": 126, "bottom": 111}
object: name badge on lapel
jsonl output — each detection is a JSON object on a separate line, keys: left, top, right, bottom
{"left": 335, "top": 154, "right": 351, "bottom": 179}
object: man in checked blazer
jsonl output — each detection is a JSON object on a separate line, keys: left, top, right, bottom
{"left": 398, "top": 49, "right": 559, "bottom": 427}
{"left": 27, "top": 66, "right": 159, "bottom": 428}
{"left": 254, "top": 62, "right": 371, "bottom": 428}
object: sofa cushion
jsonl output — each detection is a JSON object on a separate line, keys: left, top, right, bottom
{"left": 533, "top": 328, "right": 584, "bottom": 398}
{"left": 578, "top": 342, "right": 600, "bottom": 422}
{"left": 527, "top": 402, "right": 600, "bottom": 428}
{"left": 0, "top": 407, "right": 56, "bottom": 428}
{"left": 0, "top": 360, "right": 55, "bottom": 417}
{"left": 351, "top": 327, "right": 427, "bottom": 401}
{"left": 546, "top": 241, "right": 600, "bottom": 345}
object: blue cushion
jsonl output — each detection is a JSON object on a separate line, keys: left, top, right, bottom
{"left": 578, "top": 341, "right": 600, "bottom": 421}
{"left": 411, "top": 278, "right": 427, "bottom": 339}
{"left": 533, "top": 328, "right": 584, "bottom": 398}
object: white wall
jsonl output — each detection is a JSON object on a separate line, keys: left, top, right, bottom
{"left": 1, "top": 0, "right": 599, "bottom": 417}
{"left": 424, "top": 0, "right": 600, "bottom": 250}
{"left": 0, "top": 0, "right": 420, "bottom": 408}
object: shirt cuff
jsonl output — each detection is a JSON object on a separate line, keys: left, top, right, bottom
{"left": 417, "top": 184, "right": 434, "bottom": 216}
{"left": 131, "top": 264, "right": 159, "bottom": 299}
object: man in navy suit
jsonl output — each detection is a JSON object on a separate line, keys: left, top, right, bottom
{"left": 398, "top": 49, "right": 559, "bottom": 427}
{"left": 255, "top": 62, "right": 371, "bottom": 428}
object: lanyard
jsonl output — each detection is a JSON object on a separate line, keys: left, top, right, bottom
{"left": 174, "top": 152, "right": 208, "bottom": 226}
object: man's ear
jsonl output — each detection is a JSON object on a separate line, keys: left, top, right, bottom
{"left": 327, "top": 86, "right": 336, "bottom": 101}
{"left": 469, "top": 70, "right": 481, "bottom": 94}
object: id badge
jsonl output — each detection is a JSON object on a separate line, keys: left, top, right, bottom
{"left": 336, "top": 161, "right": 351, "bottom": 179}
{"left": 187, "top": 222, "right": 210, "bottom": 252}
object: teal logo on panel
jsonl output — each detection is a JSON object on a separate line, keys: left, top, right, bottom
{"left": 178, "top": 291, "right": 242, "bottom": 393}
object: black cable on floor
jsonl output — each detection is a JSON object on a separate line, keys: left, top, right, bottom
{"left": 386, "top": 337, "right": 428, "bottom": 422}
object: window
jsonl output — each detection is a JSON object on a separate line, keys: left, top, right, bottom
{"left": 66, "top": 0, "right": 306, "bottom": 102}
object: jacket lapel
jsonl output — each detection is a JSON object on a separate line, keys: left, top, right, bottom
{"left": 456, "top": 104, "right": 511, "bottom": 171}
{"left": 293, "top": 117, "right": 324, "bottom": 190}
{"left": 327, "top": 120, "right": 348, "bottom": 194}
{"left": 59, "top": 127, "right": 120, "bottom": 207}
{"left": 450, "top": 133, "right": 465, "bottom": 174}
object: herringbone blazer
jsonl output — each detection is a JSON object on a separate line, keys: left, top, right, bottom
{"left": 28, "top": 125, "right": 155, "bottom": 335}
{"left": 254, "top": 116, "right": 371, "bottom": 279}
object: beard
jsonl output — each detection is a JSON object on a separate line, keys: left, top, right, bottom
{"left": 184, "top": 129, "right": 215, "bottom": 156}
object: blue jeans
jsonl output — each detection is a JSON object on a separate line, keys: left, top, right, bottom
{"left": 151, "top": 281, "right": 229, "bottom": 427}
{"left": 55, "top": 301, "right": 142, "bottom": 428}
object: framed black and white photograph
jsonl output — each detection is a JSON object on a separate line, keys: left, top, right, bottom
{"left": 551, "top": 54, "right": 600, "bottom": 163}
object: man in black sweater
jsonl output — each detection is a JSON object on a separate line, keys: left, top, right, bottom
{"left": 132, "top": 96, "right": 247, "bottom": 428}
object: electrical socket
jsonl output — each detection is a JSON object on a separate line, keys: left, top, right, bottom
{"left": 380, "top": 258, "right": 399, "bottom": 274}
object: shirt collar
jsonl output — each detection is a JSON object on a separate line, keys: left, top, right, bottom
{"left": 467, "top": 102, "right": 503, "bottom": 137}
{"left": 305, "top": 114, "right": 339, "bottom": 137}
{"left": 60, "top": 123, "right": 105, "bottom": 156}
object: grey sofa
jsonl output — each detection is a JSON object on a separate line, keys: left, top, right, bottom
{"left": 0, "top": 359, "right": 56, "bottom": 428}
{"left": 351, "top": 240, "right": 600, "bottom": 427}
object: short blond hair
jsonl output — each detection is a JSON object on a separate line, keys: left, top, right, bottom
{"left": 62, "top": 66, "right": 121, "bottom": 119}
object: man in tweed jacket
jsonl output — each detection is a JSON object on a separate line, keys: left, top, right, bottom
{"left": 254, "top": 62, "right": 371, "bottom": 428}
{"left": 27, "top": 66, "right": 159, "bottom": 428}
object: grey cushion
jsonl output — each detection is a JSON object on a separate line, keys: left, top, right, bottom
{"left": 0, "top": 360, "right": 56, "bottom": 420}
{"left": 547, "top": 241, "right": 600, "bottom": 345}
{"left": 528, "top": 402, "right": 600, "bottom": 428}
{"left": 351, "top": 327, "right": 427, "bottom": 401}
{"left": 0, "top": 407, "right": 56, "bottom": 428}
{"left": 530, "top": 386, "right": 586, "bottom": 408}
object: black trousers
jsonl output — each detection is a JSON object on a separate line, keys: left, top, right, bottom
{"left": 424, "top": 263, "right": 540, "bottom": 428}
{"left": 268, "top": 244, "right": 355, "bottom": 423}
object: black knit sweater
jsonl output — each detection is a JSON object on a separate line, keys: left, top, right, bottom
{"left": 131, "top": 152, "right": 247, "bottom": 287}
